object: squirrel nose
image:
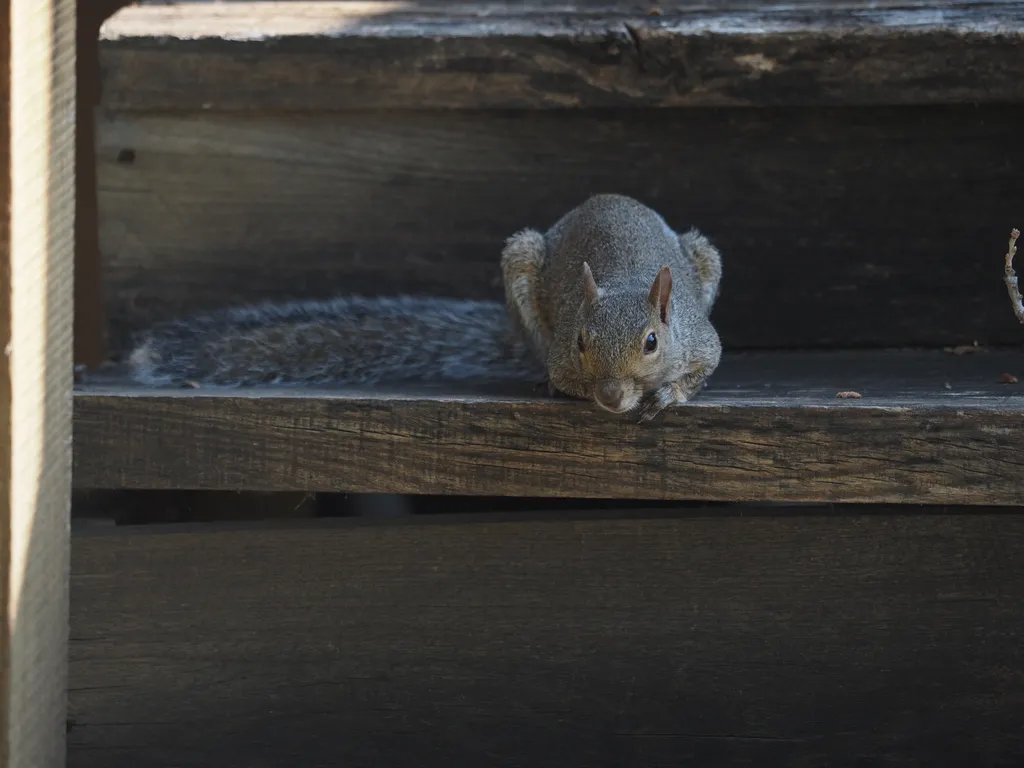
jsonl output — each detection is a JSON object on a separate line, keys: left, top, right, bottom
{"left": 596, "top": 379, "right": 627, "bottom": 411}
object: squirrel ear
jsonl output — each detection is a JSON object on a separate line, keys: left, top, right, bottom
{"left": 581, "top": 261, "right": 600, "bottom": 304}
{"left": 648, "top": 265, "right": 672, "bottom": 324}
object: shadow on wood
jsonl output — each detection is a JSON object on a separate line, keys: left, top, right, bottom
{"left": 68, "top": 510, "right": 1024, "bottom": 768}
{"left": 96, "top": 106, "right": 1024, "bottom": 352}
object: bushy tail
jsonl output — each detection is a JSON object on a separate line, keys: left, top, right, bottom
{"left": 128, "top": 295, "right": 546, "bottom": 387}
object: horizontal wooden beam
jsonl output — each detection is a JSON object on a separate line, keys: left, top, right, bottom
{"left": 96, "top": 106, "right": 1024, "bottom": 353}
{"left": 98, "top": 0, "right": 1024, "bottom": 111}
{"left": 72, "top": 350, "right": 1024, "bottom": 504}
{"left": 68, "top": 510, "right": 1024, "bottom": 767}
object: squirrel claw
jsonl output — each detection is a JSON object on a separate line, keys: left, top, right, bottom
{"left": 637, "top": 409, "right": 659, "bottom": 424}
{"left": 637, "top": 398, "right": 667, "bottom": 423}
{"left": 638, "top": 384, "right": 687, "bottom": 423}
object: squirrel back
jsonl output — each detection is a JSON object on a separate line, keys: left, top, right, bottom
{"left": 544, "top": 194, "right": 707, "bottom": 307}
{"left": 129, "top": 295, "right": 544, "bottom": 388}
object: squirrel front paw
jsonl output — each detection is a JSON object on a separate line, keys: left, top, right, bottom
{"left": 637, "top": 384, "right": 684, "bottom": 423}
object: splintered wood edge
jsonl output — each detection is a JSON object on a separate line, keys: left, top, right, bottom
{"left": 100, "top": 2, "right": 1024, "bottom": 41}
{"left": 97, "top": 1, "right": 1024, "bottom": 110}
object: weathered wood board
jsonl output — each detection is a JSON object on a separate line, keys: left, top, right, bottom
{"left": 72, "top": 350, "right": 1024, "bottom": 503}
{"left": 2, "top": 0, "right": 76, "bottom": 766}
{"left": 68, "top": 511, "right": 1024, "bottom": 768}
{"left": 96, "top": 106, "right": 1024, "bottom": 352}
{"left": 99, "top": 1, "right": 1024, "bottom": 111}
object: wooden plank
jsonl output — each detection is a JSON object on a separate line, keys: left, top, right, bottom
{"left": 97, "top": 106, "right": 1024, "bottom": 352}
{"left": 71, "top": 350, "right": 1024, "bottom": 503}
{"left": 2, "top": 0, "right": 76, "bottom": 766}
{"left": 68, "top": 511, "right": 1024, "bottom": 768}
{"left": 97, "top": 1, "right": 1024, "bottom": 111}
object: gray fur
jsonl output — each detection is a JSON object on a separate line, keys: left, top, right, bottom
{"left": 501, "top": 194, "right": 724, "bottom": 422}
{"left": 129, "top": 295, "right": 546, "bottom": 388}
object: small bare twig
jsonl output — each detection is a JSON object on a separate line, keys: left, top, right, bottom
{"left": 1003, "top": 228, "right": 1023, "bottom": 323}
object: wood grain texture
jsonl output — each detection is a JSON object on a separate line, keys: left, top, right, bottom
{"left": 72, "top": 350, "right": 1024, "bottom": 503}
{"left": 68, "top": 512, "right": 1024, "bottom": 768}
{"left": 72, "top": 0, "right": 134, "bottom": 367}
{"left": 97, "top": 106, "right": 1024, "bottom": 352}
{"left": 0, "top": 4, "right": 12, "bottom": 761}
{"left": 98, "top": 1, "right": 1024, "bottom": 111}
{"left": 3, "top": 1, "right": 76, "bottom": 766}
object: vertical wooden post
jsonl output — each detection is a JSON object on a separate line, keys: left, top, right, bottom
{"left": 0, "top": 0, "right": 76, "bottom": 766}
{"left": 74, "top": 0, "right": 133, "bottom": 368}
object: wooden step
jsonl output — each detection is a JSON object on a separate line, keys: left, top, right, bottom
{"left": 68, "top": 509, "right": 1024, "bottom": 767}
{"left": 86, "top": 1, "right": 1024, "bottom": 501}
{"left": 101, "top": 0, "right": 1024, "bottom": 111}
{"left": 95, "top": 1, "right": 1024, "bottom": 355}
{"left": 73, "top": 349, "right": 1024, "bottom": 503}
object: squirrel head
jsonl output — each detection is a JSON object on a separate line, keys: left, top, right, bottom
{"left": 574, "top": 262, "right": 681, "bottom": 414}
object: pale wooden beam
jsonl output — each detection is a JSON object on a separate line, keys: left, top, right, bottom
{"left": 1, "top": 0, "right": 76, "bottom": 765}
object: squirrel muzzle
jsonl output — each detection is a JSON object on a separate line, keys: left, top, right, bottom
{"left": 595, "top": 378, "right": 640, "bottom": 414}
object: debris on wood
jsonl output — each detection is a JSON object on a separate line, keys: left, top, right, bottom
{"left": 836, "top": 390, "right": 862, "bottom": 399}
{"left": 1003, "top": 228, "right": 1024, "bottom": 323}
{"left": 944, "top": 341, "right": 981, "bottom": 355}
{"left": 998, "top": 372, "right": 1018, "bottom": 384}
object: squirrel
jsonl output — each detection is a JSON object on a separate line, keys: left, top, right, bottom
{"left": 128, "top": 194, "right": 722, "bottom": 422}
{"left": 502, "top": 193, "right": 722, "bottom": 421}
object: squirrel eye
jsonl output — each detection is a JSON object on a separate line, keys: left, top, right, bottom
{"left": 577, "top": 333, "right": 585, "bottom": 353}
{"left": 643, "top": 331, "right": 658, "bottom": 354}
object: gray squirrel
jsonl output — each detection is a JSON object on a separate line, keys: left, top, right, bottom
{"left": 129, "top": 194, "right": 723, "bottom": 422}
{"left": 502, "top": 193, "right": 722, "bottom": 421}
